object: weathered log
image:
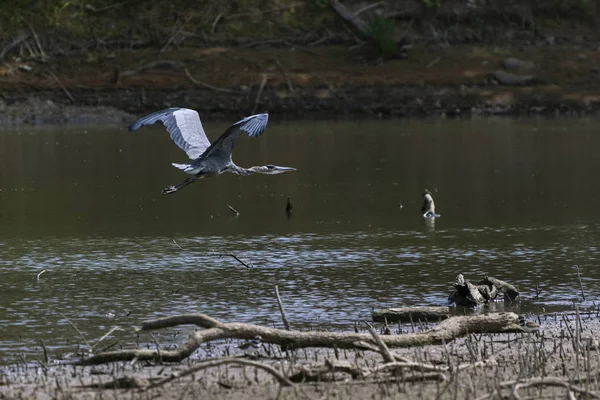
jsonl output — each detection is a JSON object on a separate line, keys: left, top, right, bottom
{"left": 476, "top": 283, "right": 498, "bottom": 302}
{"left": 479, "top": 276, "right": 519, "bottom": 301}
{"left": 80, "top": 312, "right": 521, "bottom": 365}
{"left": 448, "top": 274, "right": 486, "bottom": 307}
{"left": 372, "top": 307, "right": 450, "bottom": 323}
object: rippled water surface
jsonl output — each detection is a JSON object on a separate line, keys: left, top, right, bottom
{"left": 2, "top": 117, "right": 600, "bottom": 364}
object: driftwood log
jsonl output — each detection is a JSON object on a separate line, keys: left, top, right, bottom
{"left": 80, "top": 312, "right": 522, "bottom": 365}
{"left": 479, "top": 276, "right": 519, "bottom": 301}
{"left": 448, "top": 274, "right": 520, "bottom": 308}
{"left": 372, "top": 306, "right": 450, "bottom": 323}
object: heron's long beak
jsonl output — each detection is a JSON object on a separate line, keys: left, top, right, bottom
{"left": 270, "top": 166, "right": 296, "bottom": 174}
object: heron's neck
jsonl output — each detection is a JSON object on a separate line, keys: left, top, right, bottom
{"left": 228, "top": 163, "right": 268, "bottom": 176}
{"left": 227, "top": 163, "right": 260, "bottom": 176}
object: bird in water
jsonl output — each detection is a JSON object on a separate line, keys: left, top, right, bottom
{"left": 129, "top": 108, "right": 296, "bottom": 195}
{"left": 421, "top": 189, "right": 440, "bottom": 218}
{"left": 285, "top": 196, "right": 293, "bottom": 217}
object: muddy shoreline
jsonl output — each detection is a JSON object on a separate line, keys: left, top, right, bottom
{"left": 2, "top": 43, "right": 600, "bottom": 125}
{"left": 2, "top": 311, "right": 600, "bottom": 400}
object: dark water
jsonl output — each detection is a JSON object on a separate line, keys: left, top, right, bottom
{"left": 1, "top": 117, "right": 600, "bottom": 364}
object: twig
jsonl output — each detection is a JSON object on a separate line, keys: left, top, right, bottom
{"left": 275, "top": 286, "right": 291, "bottom": 330}
{"left": 426, "top": 57, "right": 440, "bottom": 68}
{"left": 184, "top": 67, "right": 238, "bottom": 93}
{"left": 84, "top": 1, "right": 130, "bottom": 13}
{"left": 226, "top": 204, "right": 240, "bottom": 216}
{"left": 60, "top": 313, "right": 92, "bottom": 351}
{"left": 90, "top": 326, "right": 123, "bottom": 352}
{"left": 574, "top": 265, "right": 586, "bottom": 302}
{"left": 160, "top": 16, "right": 192, "bottom": 53}
{"left": 251, "top": 73, "right": 268, "bottom": 114}
{"left": 145, "top": 358, "right": 293, "bottom": 390}
{"left": 172, "top": 239, "right": 185, "bottom": 251}
{"left": 0, "top": 35, "right": 29, "bottom": 61}
{"left": 172, "top": 239, "right": 252, "bottom": 268}
{"left": 210, "top": 13, "right": 223, "bottom": 34}
{"left": 22, "top": 20, "right": 47, "bottom": 61}
{"left": 37, "top": 270, "right": 46, "bottom": 280}
{"left": 354, "top": 1, "right": 385, "bottom": 17}
{"left": 46, "top": 70, "right": 75, "bottom": 103}
{"left": 40, "top": 339, "right": 49, "bottom": 364}
{"left": 270, "top": 56, "right": 294, "bottom": 92}
{"left": 219, "top": 253, "right": 252, "bottom": 269}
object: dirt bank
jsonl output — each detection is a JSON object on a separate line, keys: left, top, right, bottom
{"left": 2, "top": 41, "right": 600, "bottom": 124}
{"left": 3, "top": 0, "right": 600, "bottom": 124}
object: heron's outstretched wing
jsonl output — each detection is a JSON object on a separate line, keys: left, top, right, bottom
{"left": 128, "top": 108, "right": 211, "bottom": 160}
{"left": 202, "top": 113, "right": 269, "bottom": 162}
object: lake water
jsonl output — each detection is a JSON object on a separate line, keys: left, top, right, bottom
{"left": 1, "top": 117, "right": 600, "bottom": 364}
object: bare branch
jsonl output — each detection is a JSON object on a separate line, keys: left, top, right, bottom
{"left": 81, "top": 312, "right": 520, "bottom": 365}
{"left": 146, "top": 358, "right": 294, "bottom": 389}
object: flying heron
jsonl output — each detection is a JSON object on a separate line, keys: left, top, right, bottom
{"left": 421, "top": 189, "right": 440, "bottom": 218}
{"left": 129, "top": 108, "right": 296, "bottom": 195}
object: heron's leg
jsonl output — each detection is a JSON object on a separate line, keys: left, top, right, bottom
{"left": 162, "top": 176, "right": 198, "bottom": 195}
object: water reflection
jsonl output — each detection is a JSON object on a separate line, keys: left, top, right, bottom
{"left": 1, "top": 118, "right": 600, "bottom": 363}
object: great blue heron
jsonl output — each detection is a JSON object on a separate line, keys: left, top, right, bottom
{"left": 421, "top": 189, "right": 440, "bottom": 218}
{"left": 129, "top": 108, "right": 296, "bottom": 194}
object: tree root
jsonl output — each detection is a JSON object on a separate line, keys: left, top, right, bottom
{"left": 80, "top": 312, "right": 521, "bottom": 365}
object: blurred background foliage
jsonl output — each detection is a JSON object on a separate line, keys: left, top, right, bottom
{"left": 0, "top": 0, "right": 598, "bottom": 59}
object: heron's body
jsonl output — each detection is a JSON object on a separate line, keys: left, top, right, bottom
{"left": 128, "top": 108, "right": 296, "bottom": 194}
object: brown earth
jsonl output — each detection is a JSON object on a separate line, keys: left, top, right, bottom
{"left": 2, "top": 312, "right": 600, "bottom": 400}
{"left": 2, "top": 41, "right": 600, "bottom": 124}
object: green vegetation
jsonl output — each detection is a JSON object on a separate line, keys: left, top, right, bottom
{"left": 367, "top": 16, "right": 398, "bottom": 59}
{"left": 0, "top": 0, "right": 598, "bottom": 57}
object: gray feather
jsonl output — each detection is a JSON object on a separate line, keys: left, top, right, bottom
{"left": 129, "top": 107, "right": 211, "bottom": 160}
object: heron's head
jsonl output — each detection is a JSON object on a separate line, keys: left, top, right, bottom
{"left": 250, "top": 164, "right": 297, "bottom": 175}
{"left": 423, "top": 189, "right": 432, "bottom": 196}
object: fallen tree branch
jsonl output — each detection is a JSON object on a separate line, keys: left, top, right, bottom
{"left": 80, "top": 312, "right": 520, "bottom": 365}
